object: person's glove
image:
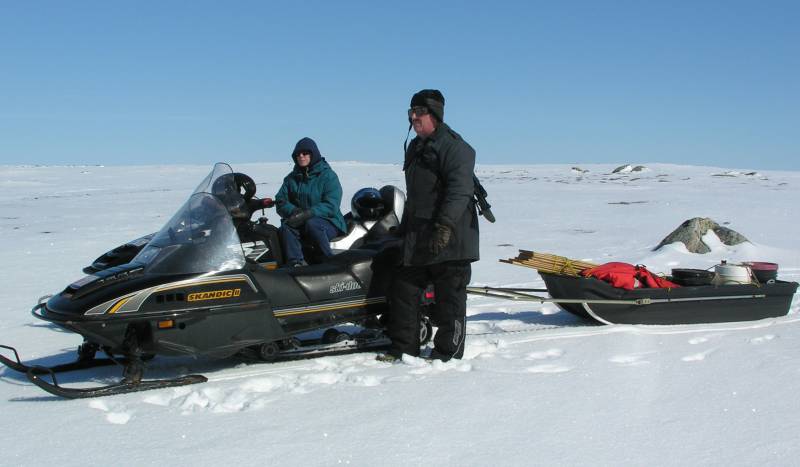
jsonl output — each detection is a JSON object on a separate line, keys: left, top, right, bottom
{"left": 286, "top": 209, "right": 313, "bottom": 228}
{"left": 429, "top": 222, "right": 452, "bottom": 255}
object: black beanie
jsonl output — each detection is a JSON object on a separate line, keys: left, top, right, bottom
{"left": 410, "top": 89, "right": 445, "bottom": 122}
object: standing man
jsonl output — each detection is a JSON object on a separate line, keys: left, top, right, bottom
{"left": 380, "top": 89, "right": 479, "bottom": 362}
{"left": 275, "top": 137, "right": 346, "bottom": 267}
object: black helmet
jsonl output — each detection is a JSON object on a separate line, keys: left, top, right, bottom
{"left": 351, "top": 187, "right": 385, "bottom": 221}
{"left": 212, "top": 172, "right": 256, "bottom": 220}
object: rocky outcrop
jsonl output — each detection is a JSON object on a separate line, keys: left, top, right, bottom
{"left": 612, "top": 164, "right": 647, "bottom": 174}
{"left": 654, "top": 217, "right": 750, "bottom": 253}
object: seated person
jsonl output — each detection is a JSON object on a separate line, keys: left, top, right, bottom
{"left": 275, "top": 137, "right": 346, "bottom": 267}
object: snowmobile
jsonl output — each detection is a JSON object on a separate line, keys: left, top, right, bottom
{"left": 0, "top": 163, "right": 432, "bottom": 398}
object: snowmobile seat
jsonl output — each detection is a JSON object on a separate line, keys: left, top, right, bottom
{"left": 284, "top": 249, "right": 374, "bottom": 273}
{"left": 284, "top": 249, "right": 378, "bottom": 302}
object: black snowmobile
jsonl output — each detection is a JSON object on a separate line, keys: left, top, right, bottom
{"left": 0, "top": 163, "right": 431, "bottom": 398}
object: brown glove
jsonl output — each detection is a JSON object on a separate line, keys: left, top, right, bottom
{"left": 429, "top": 222, "right": 452, "bottom": 255}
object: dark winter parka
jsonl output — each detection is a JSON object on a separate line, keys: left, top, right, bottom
{"left": 402, "top": 123, "right": 479, "bottom": 266}
{"left": 275, "top": 137, "right": 347, "bottom": 233}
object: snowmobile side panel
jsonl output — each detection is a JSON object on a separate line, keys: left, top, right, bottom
{"left": 250, "top": 268, "right": 309, "bottom": 307}
{"left": 150, "top": 302, "right": 287, "bottom": 357}
{"left": 272, "top": 296, "right": 387, "bottom": 334}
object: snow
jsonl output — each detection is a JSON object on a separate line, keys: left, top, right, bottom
{"left": 1, "top": 162, "right": 799, "bottom": 466}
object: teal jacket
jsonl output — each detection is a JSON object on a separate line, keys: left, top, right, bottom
{"left": 275, "top": 139, "right": 346, "bottom": 233}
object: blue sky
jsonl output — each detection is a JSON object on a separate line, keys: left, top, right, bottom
{"left": 1, "top": 1, "right": 798, "bottom": 170}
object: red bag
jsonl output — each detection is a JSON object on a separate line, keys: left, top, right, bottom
{"left": 580, "top": 262, "right": 680, "bottom": 290}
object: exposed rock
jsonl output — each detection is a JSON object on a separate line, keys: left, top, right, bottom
{"left": 654, "top": 217, "right": 750, "bottom": 253}
{"left": 711, "top": 170, "right": 761, "bottom": 178}
{"left": 612, "top": 164, "right": 647, "bottom": 174}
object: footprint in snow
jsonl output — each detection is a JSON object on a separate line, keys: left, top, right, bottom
{"left": 682, "top": 349, "right": 715, "bottom": 362}
{"left": 608, "top": 353, "right": 651, "bottom": 366}
{"left": 88, "top": 400, "right": 109, "bottom": 411}
{"left": 464, "top": 338, "right": 505, "bottom": 359}
{"left": 88, "top": 399, "right": 132, "bottom": 424}
{"left": 525, "top": 348, "right": 564, "bottom": 360}
{"left": 299, "top": 372, "right": 341, "bottom": 385}
{"left": 106, "top": 412, "right": 132, "bottom": 425}
{"left": 406, "top": 357, "right": 472, "bottom": 375}
{"left": 346, "top": 374, "right": 384, "bottom": 387}
{"left": 142, "top": 386, "right": 193, "bottom": 406}
{"left": 525, "top": 364, "right": 572, "bottom": 374}
{"left": 688, "top": 333, "right": 723, "bottom": 345}
{"left": 749, "top": 334, "right": 776, "bottom": 344}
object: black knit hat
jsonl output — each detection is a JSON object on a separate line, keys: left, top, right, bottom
{"left": 410, "top": 89, "right": 445, "bottom": 122}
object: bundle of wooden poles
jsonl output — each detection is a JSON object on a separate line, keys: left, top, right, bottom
{"left": 501, "top": 250, "right": 597, "bottom": 276}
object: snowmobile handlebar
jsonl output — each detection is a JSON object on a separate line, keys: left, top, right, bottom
{"left": 247, "top": 198, "right": 275, "bottom": 211}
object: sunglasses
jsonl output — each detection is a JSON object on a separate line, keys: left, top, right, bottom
{"left": 297, "top": 151, "right": 312, "bottom": 157}
{"left": 407, "top": 106, "right": 430, "bottom": 118}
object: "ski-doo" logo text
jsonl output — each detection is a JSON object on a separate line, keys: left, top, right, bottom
{"left": 329, "top": 280, "right": 361, "bottom": 294}
{"left": 187, "top": 288, "right": 242, "bottom": 302}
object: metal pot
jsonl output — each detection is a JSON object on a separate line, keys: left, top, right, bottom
{"left": 714, "top": 261, "right": 751, "bottom": 285}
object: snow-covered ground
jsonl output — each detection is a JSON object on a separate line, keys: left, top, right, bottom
{"left": 1, "top": 162, "right": 798, "bottom": 466}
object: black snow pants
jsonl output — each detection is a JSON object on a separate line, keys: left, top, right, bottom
{"left": 386, "top": 260, "right": 471, "bottom": 359}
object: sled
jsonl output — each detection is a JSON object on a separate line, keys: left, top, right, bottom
{"left": 467, "top": 273, "right": 798, "bottom": 325}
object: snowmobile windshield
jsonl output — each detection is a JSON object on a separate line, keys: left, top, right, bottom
{"left": 132, "top": 163, "right": 246, "bottom": 275}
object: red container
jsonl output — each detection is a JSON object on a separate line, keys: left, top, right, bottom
{"left": 745, "top": 262, "right": 779, "bottom": 271}
{"left": 744, "top": 262, "right": 779, "bottom": 283}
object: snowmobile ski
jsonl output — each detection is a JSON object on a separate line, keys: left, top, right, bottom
{"left": 27, "top": 367, "right": 207, "bottom": 399}
{"left": 0, "top": 344, "right": 119, "bottom": 375}
{"left": 23, "top": 335, "right": 389, "bottom": 399}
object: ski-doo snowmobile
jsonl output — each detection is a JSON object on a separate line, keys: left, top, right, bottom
{"left": 0, "top": 163, "right": 432, "bottom": 398}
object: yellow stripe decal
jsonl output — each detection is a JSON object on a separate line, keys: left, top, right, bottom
{"left": 85, "top": 274, "right": 257, "bottom": 316}
{"left": 107, "top": 297, "right": 131, "bottom": 314}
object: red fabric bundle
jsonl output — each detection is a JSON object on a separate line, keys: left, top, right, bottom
{"left": 580, "top": 262, "right": 680, "bottom": 290}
